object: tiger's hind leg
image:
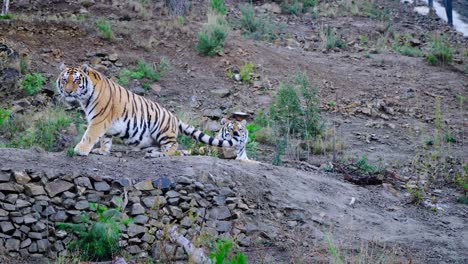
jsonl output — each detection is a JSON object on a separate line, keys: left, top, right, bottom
{"left": 91, "top": 135, "right": 112, "bottom": 155}
{"left": 144, "top": 142, "right": 178, "bottom": 158}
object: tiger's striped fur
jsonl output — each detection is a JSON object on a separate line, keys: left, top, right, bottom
{"left": 217, "top": 118, "right": 249, "bottom": 160}
{"left": 56, "top": 64, "right": 240, "bottom": 157}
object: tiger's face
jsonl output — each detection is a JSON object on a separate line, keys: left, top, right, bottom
{"left": 218, "top": 118, "right": 248, "bottom": 142}
{"left": 56, "top": 64, "right": 92, "bottom": 102}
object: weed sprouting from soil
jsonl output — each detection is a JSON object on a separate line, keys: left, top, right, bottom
{"left": 238, "top": 3, "right": 284, "bottom": 41}
{"left": 210, "top": 0, "right": 228, "bottom": 15}
{"left": 57, "top": 203, "right": 131, "bottom": 261}
{"left": 21, "top": 73, "right": 45, "bottom": 96}
{"left": 426, "top": 35, "right": 453, "bottom": 66}
{"left": 239, "top": 62, "right": 254, "bottom": 83}
{"left": 96, "top": 18, "right": 113, "bottom": 40}
{"left": 321, "top": 25, "right": 344, "bottom": 50}
{"left": 196, "top": 13, "right": 229, "bottom": 56}
{"left": 118, "top": 58, "right": 169, "bottom": 87}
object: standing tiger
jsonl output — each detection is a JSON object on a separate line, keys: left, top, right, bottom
{"left": 217, "top": 118, "right": 249, "bottom": 160}
{"left": 56, "top": 64, "right": 241, "bottom": 157}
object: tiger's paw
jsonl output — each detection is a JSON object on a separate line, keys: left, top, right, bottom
{"left": 74, "top": 143, "right": 91, "bottom": 156}
{"left": 145, "top": 151, "right": 166, "bottom": 158}
{"left": 91, "top": 148, "right": 110, "bottom": 156}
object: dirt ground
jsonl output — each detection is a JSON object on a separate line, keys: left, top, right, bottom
{"left": 0, "top": 0, "right": 467, "bottom": 263}
{"left": 0, "top": 148, "right": 467, "bottom": 263}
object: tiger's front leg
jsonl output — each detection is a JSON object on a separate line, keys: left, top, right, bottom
{"left": 91, "top": 135, "right": 112, "bottom": 155}
{"left": 74, "top": 121, "right": 108, "bottom": 156}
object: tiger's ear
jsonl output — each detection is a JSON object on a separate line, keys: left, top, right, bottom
{"left": 59, "top": 62, "right": 66, "bottom": 71}
{"left": 220, "top": 118, "right": 228, "bottom": 125}
{"left": 81, "top": 64, "right": 89, "bottom": 74}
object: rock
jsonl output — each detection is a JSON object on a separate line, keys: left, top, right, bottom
{"left": 0, "top": 221, "right": 15, "bottom": 233}
{"left": 31, "top": 222, "right": 46, "bottom": 232}
{"left": 14, "top": 171, "right": 30, "bottom": 184}
{"left": 94, "top": 181, "right": 111, "bottom": 192}
{"left": 74, "top": 177, "right": 92, "bottom": 188}
{"left": 24, "top": 184, "right": 46, "bottom": 196}
{"left": 203, "top": 108, "right": 223, "bottom": 119}
{"left": 213, "top": 196, "right": 226, "bottom": 206}
{"left": 23, "top": 214, "right": 38, "bottom": 224}
{"left": 134, "top": 179, "right": 154, "bottom": 191}
{"left": 131, "top": 86, "right": 146, "bottom": 95}
{"left": 150, "top": 83, "right": 161, "bottom": 93}
{"left": 133, "top": 215, "right": 149, "bottom": 224}
{"left": 127, "top": 224, "right": 146, "bottom": 237}
{"left": 168, "top": 197, "right": 180, "bottom": 205}
{"left": 45, "top": 180, "right": 74, "bottom": 197}
{"left": 219, "top": 187, "right": 235, "bottom": 197}
{"left": 20, "top": 238, "right": 32, "bottom": 248}
{"left": 219, "top": 147, "right": 237, "bottom": 159}
{"left": 166, "top": 190, "right": 181, "bottom": 198}
{"left": 16, "top": 199, "right": 31, "bottom": 208}
{"left": 75, "top": 200, "right": 89, "bottom": 210}
{"left": 168, "top": 206, "right": 183, "bottom": 219}
{"left": 142, "top": 196, "right": 166, "bottom": 208}
{"left": 28, "top": 232, "right": 43, "bottom": 240}
{"left": 409, "top": 38, "right": 421, "bottom": 46}
{"left": 176, "top": 176, "right": 192, "bottom": 185}
{"left": 5, "top": 238, "right": 20, "bottom": 251}
{"left": 42, "top": 206, "right": 56, "bottom": 216}
{"left": 0, "top": 209, "right": 8, "bottom": 217}
{"left": 36, "top": 239, "right": 48, "bottom": 252}
{"left": 234, "top": 73, "right": 241, "bottom": 81}
{"left": 215, "top": 221, "right": 232, "bottom": 232}
{"left": 108, "top": 53, "right": 119, "bottom": 62}
{"left": 28, "top": 242, "right": 38, "bottom": 253}
{"left": 205, "top": 120, "right": 221, "bottom": 132}
{"left": 0, "top": 171, "right": 11, "bottom": 182}
{"left": 208, "top": 206, "right": 231, "bottom": 220}
{"left": 210, "top": 88, "right": 231, "bottom": 98}
{"left": 131, "top": 203, "right": 146, "bottom": 215}
{"left": 127, "top": 245, "right": 143, "bottom": 254}
{"left": 260, "top": 3, "right": 281, "bottom": 13}
{"left": 0, "top": 182, "right": 24, "bottom": 192}
{"left": 53, "top": 211, "right": 67, "bottom": 222}
{"left": 151, "top": 177, "right": 174, "bottom": 191}
{"left": 180, "top": 216, "right": 192, "bottom": 228}
{"left": 113, "top": 177, "right": 131, "bottom": 188}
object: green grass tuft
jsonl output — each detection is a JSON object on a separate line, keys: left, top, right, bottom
{"left": 96, "top": 18, "right": 113, "bottom": 40}
{"left": 21, "top": 73, "right": 45, "bottom": 96}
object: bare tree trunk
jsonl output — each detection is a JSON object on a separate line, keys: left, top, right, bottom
{"left": 165, "top": 0, "right": 188, "bottom": 17}
{"left": 1, "top": 0, "right": 10, "bottom": 16}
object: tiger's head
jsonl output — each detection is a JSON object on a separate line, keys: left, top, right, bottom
{"left": 218, "top": 118, "right": 248, "bottom": 143}
{"left": 56, "top": 63, "right": 93, "bottom": 102}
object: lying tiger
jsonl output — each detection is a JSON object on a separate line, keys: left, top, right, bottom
{"left": 56, "top": 64, "right": 241, "bottom": 157}
{"left": 217, "top": 118, "right": 249, "bottom": 160}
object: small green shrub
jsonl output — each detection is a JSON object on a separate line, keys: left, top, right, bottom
{"left": 66, "top": 147, "right": 76, "bottom": 157}
{"left": 196, "top": 14, "right": 229, "bottom": 56}
{"left": 0, "top": 13, "right": 13, "bottom": 19}
{"left": 427, "top": 35, "right": 453, "bottom": 65}
{"left": 4, "top": 107, "right": 80, "bottom": 152}
{"left": 239, "top": 63, "right": 254, "bottom": 83}
{"left": 57, "top": 204, "right": 130, "bottom": 261}
{"left": 21, "top": 73, "right": 45, "bottom": 96}
{"left": 0, "top": 108, "right": 10, "bottom": 126}
{"left": 239, "top": 3, "right": 283, "bottom": 41}
{"left": 355, "top": 155, "right": 377, "bottom": 174}
{"left": 210, "top": 239, "right": 247, "bottom": 264}
{"left": 321, "top": 25, "right": 344, "bottom": 50}
{"left": 282, "top": 1, "right": 304, "bottom": 15}
{"left": 393, "top": 45, "right": 423, "bottom": 57}
{"left": 408, "top": 188, "right": 424, "bottom": 205}
{"left": 118, "top": 59, "right": 169, "bottom": 86}
{"left": 210, "top": 0, "right": 227, "bottom": 15}
{"left": 96, "top": 18, "right": 113, "bottom": 40}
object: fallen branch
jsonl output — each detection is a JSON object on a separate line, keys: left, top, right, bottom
{"left": 160, "top": 225, "right": 212, "bottom": 264}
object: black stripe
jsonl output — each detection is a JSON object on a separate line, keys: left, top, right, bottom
{"left": 218, "top": 140, "right": 224, "bottom": 147}
{"left": 139, "top": 123, "right": 147, "bottom": 141}
{"left": 208, "top": 137, "right": 214, "bottom": 145}
{"left": 197, "top": 133, "right": 205, "bottom": 142}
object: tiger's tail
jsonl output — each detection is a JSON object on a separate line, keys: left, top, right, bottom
{"left": 178, "top": 121, "right": 239, "bottom": 147}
